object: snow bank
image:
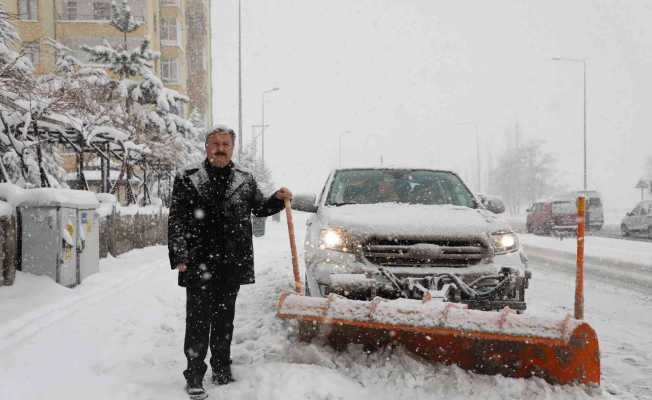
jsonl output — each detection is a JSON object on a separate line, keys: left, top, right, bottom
{"left": 63, "top": 170, "right": 141, "bottom": 182}
{"left": 521, "top": 233, "right": 652, "bottom": 268}
{"left": 93, "top": 193, "right": 168, "bottom": 217}
{"left": 95, "top": 193, "right": 117, "bottom": 217}
{"left": 117, "top": 204, "right": 166, "bottom": 216}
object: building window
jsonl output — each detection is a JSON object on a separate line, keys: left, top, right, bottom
{"left": 160, "top": 17, "right": 179, "bottom": 45}
{"left": 64, "top": 1, "right": 78, "bottom": 20}
{"left": 93, "top": 1, "right": 111, "bottom": 20}
{"left": 23, "top": 42, "right": 40, "bottom": 66}
{"left": 18, "top": 0, "right": 38, "bottom": 20}
{"left": 160, "top": 0, "right": 179, "bottom": 6}
{"left": 161, "top": 59, "right": 179, "bottom": 83}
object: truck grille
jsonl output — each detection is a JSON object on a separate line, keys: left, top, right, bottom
{"left": 362, "top": 238, "right": 488, "bottom": 267}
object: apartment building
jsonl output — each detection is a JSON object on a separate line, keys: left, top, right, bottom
{"left": 2, "top": 0, "right": 212, "bottom": 124}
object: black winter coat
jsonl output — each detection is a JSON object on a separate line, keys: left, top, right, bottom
{"left": 168, "top": 161, "right": 284, "bottom": 287}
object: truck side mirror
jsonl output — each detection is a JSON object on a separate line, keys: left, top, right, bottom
{"left": 485, "top": 198, "right": 505, "bottom": 214}
{"left": 291, "top": 194, "right": 318, "bottom": 213}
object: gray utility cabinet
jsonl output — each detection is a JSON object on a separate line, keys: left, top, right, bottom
{"left": 19, "top": 190, "right": 99, "bottom": 287}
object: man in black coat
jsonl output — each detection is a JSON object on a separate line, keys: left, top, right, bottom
{"left": 168, "top": 125, "right": 292, "bottom": 399}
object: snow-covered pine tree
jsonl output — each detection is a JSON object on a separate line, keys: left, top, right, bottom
{"left": 0, "top": 6, "right": 32, "bottom": 81}
{"left": 43, "top": 39, "right": 114, "bottom": 116}
{"left": 189, "top": 107, "right": 206, "bottom": 132}
{"left": 0, "top": 6, "right": 41, "bottom": 187}
{"left": 110, "top": 0, "right": 144, "bottom": 46}
{"left": 81, "top": 38, "right": 202, "bottom": 167}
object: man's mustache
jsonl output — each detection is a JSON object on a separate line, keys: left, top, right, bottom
{"left": 211, "top": 152, "right": 228, "bottom": 157}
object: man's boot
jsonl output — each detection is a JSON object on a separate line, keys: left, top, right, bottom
{"left": 212, "top": 364, "right": 235, "bottom": 385}
{"left": 185, "top": 375, "right": 208, "bottom": 400}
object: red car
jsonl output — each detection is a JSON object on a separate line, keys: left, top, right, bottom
{"left": 526, "top": 200, "right": 577, "bottom": 235}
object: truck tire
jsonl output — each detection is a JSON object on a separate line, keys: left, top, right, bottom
{"left": 621, "top": 224, "right": 630, "bottom": 237}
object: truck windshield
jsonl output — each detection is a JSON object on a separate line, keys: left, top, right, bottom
{"left": 325, "top": 169, "right": 477, "bottom": 208}
{"left": 552, "top": 201, "right": 575, "bottom": 214}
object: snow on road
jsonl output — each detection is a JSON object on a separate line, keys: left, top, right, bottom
{"left": 1, "top": 213, "right": 650, "bottom": 399}
{"left": 521, "top": 233, "right": 652, "bottom": 268}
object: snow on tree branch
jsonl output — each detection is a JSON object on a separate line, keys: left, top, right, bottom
{"left": 111, "top": 0, "right": 144, "bottom": 35}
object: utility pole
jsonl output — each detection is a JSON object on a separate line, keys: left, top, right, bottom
{"left": 553, "top": 57, "right": 588, "bottom": 190}
{"left": 237, "top": 0, "right": 243, "bottom": 161}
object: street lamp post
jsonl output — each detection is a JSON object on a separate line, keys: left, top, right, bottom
{"left": 261, "top": 87, "right": 279, "bottom": 164}
{"left": 237, "top": 0, "right": 243, "bottom": 161}
{"left": 553, "top": 57, "right": 588, "bottom": 190}
{"left": 339, "top": 130, "right": 351, "bottom": 167}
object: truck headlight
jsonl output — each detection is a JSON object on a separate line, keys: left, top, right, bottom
{"left": 491, "top": 231, "right": 519, "bottom": 254}
{"left": 320, "top": 228, "right": 351, "bottom": 252}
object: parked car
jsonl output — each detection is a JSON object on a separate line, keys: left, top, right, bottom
{"left": 292, "top": 168, "right": 530, "bottom": 312}
{"left": 621, "top": 200, "right": 652, "bottom": 238}
{"left": 526, "top": 199, "right": 577, "bottom": 236}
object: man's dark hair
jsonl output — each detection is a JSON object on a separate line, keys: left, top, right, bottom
{"left": 205, "top": 125, "right": 236, "bottom": 146}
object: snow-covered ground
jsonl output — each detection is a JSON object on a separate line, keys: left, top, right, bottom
{"left": 1, "top": 213, "right": 651, "bottom": 400}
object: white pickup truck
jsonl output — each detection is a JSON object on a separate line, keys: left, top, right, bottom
{"left": 292, "top": 168, "right": 530, "bottom": 312}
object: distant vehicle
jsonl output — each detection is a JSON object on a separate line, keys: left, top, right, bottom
{"left": 526, "top": 199, "right": 577, "bottom": 236}
{"left": 620, "top": 200, "right": 652, "bottom": 238}
{"left": 558, "top": 190, "right": 604, "bottom": 231}
{"left": 292, "top": 168, "right": 530, "bottom": 312}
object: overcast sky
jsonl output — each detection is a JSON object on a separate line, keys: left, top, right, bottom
{"left": 211, "top": 0, "right": 652, "bottom": 210}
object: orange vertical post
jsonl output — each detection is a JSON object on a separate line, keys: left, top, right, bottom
{"left": 575, "top": 196, "right": 585, "bottom": 320}
{"left": 284, "top": 199, "right": 303, "bottom": 294}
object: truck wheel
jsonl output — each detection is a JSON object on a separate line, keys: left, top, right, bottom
{"left": 621, "top": 224, "right": 629, "bottom": 237}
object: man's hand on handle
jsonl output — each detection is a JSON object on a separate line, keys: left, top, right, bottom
{"left": 176, "top": 263, "right": 187, "bottom": 272}
{"left": 275, "top": 187, "right": 293, "bottom": 201}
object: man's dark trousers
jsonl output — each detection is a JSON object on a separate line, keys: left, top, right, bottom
{"left": 183, "top": 284, "right": 240, "bottom": 381}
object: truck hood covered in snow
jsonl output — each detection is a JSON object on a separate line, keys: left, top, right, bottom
{"left": 320, "top": 203, "right": 512, "bottom": 238}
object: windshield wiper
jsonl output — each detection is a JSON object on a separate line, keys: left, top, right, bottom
{"left": 330, "top": 202, "right": 358, "bottom": 207}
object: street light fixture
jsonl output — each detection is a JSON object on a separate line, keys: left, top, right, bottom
{"left": 260, "top": 87, "right": 280, "bottom": 164}
{"left": 339, "top": 130, "right": 352, "bottom": 167}
{"left": 552, "top": 56, "right": 588, "bottom": 190}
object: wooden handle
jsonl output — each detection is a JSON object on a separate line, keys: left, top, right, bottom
{"left": 575, "top": 196, "right": 585, "bottom": 320}
{"left": 284, "top": 199, "right": 303, "bottom": 294}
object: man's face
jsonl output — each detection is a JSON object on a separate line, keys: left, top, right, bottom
{"left": 206, "top": 132, "right": 234, "bottom": 168}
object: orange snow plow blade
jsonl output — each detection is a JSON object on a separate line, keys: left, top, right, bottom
{"left": 277, "top": 292, "right": 600, "bottom": 386}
